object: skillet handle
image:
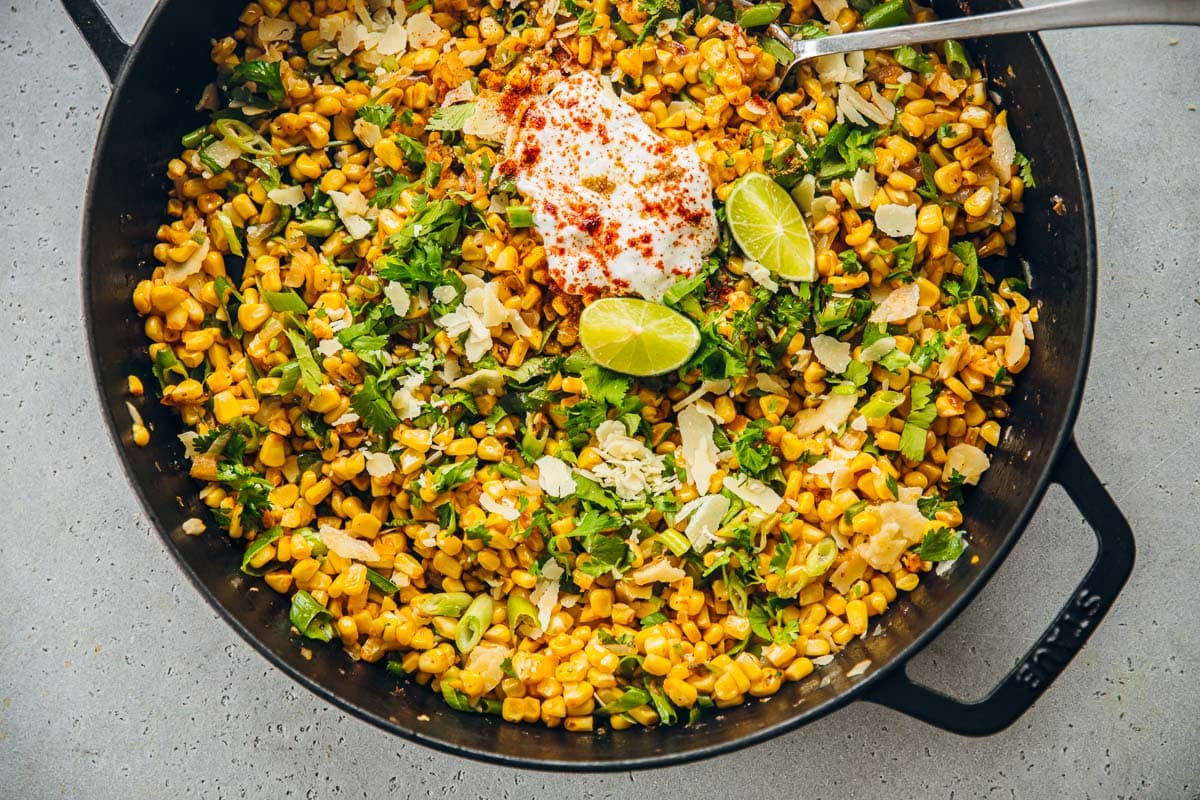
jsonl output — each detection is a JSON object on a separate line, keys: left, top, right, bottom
{"left": 864, "top": 436, "right": 1135, "bottom": 736}
{"left": 61, "top": 0, "right": 130, "bottom": 82}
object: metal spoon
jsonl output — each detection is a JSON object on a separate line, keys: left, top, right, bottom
{"left": 735, "top": 0, "right": 1200, "bottom": 93}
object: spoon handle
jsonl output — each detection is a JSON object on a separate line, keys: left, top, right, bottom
{"left": 795, "top": 0, "right": 1200, "bottom": 61}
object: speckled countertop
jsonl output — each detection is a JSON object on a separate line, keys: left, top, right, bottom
{"left": 1, "top": 1, "right": 1198, "bottom": 797}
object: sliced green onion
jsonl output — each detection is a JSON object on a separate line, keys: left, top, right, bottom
{"left": 289, "top": 590, "right": 334, "bottom": 642}
{"left": 455, "top": 594, "right": 494, "bottom": 654}
{"left": 419, "top": 591, "right": 473, "bottom": 617}
{"left": 240, "top": 526, "right": 284, "bottom": 575}
{"left": 737, "top": 1, "right": 783, "bottom": 27}
{"left": 612, "top": 19, "right": 637, "bottom": 42}
{"left": 803, "top": 537, "right": 837, "bottom": 578}
{"left": 181, "top": 125, "right": 208, "bottom": 149}
{"left": 506, "top": 205, "right": 534, "bottom": 228}
{"left": 860, "top": 389, "right": 906, "bottom": 418}
{"left": 863, "top": 0, "right": 912, "bottom": 29}
{"left": 307, "top": 43, "right": 340, "bottom": 66}
{"left": 506, "top": 594, "right": 538, "bottom": 633}
{"left": 262, "top": 289, "right": 308, "bottom": 314}
{"left": 215, "top": 118, "right": 276, "bottom": 157}
{"left": 657, "top": 529, "right": 691, "bottom": 557}
{"left": 214, "top": 210, "right": 243, "bottom": 257}
{"left": 298, "top": 218, "right": 337, "bottom": 238}
{"left": 441, "top": 682, "right": 473, "bottom": 711}
{"left": 598, "top": 686, "right": 651, "bottom": 715}
{"left": 944, "top": 39, "right": 971, "bottom": 78}
{"left": 365, "top": 568, "right": 399, "bottom": 596}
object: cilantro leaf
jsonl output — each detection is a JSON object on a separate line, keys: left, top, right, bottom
{"left": 226, "top": 59, "right": 285, "bottom": 108}
{"left": 431, "top": 457, "right": 479, "bottom": 493}
{"left": 893, "top": 45, "right": 933, "bottom": 73}
{"left": 350, "top": 376, "right": 401, "bottom": 435}
{"left": 358, "top": 103, "right": 397, "bottom": 130}
{"left": 426, "top": 102, "right": 476, "bottom": 132}
{"left": 914, "top": 527, "right": 965, "bottom": 561}
{"left": 1014, "top": 151, "right": 1037, "bottom": 188}
{"left": 950, "top": 241, "right": 980, "bottom": 297}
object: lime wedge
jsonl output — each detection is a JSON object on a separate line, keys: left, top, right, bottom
{"left": 578, "top": 298, "right": 700, "bottom": 377}
{"left": 725, "top": 171, "right": 816, "bottom": 282}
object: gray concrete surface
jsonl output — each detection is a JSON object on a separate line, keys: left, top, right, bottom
{"left": 1, "top": 0, "right": 1197, "bottom": 797}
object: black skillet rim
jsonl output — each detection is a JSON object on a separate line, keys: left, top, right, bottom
{"left": 77, "top": 1, "right": 1097, "bottom": 771}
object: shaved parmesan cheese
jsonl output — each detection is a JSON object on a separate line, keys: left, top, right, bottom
{"left": 406, "top": 11, "right": 443, "bottom": 47}
{"left": 258, "top": 17, "right": 297, "bottom": 42}
{"left": 376, "top": 20, "right": 409, "bottom": 55}
{"left": 869, "top": 84, "right": 896, "bottom": 123}
{"left": 365, "top": 452, "right": 395, "bottom": 478}
{"left": 443, "top": 81, "right": 477, "bottom": 106}
{"left": 330, "top": 411, "right": 361, "bottom": 426}
{"left": 677, "top": 493, "right": 729, "bottom": 552}
{"left": 390, "top": 373, "right": 426, "bottom": 420}
{"left": 848, "top": 168, "right": 878, "bottom": 209}
{"left": 991, "top": 116, "right": 1016, "bottom": 184}
{"left": 163, "top": 222, "right": 210, "bottom": 284}
{"left": 631, "top": 559, "right": 687, "bottom": 585}
{"left": 481, "top": 493, "right": 520, "bottom": 521}
{"left": 435, "top": 275, "right": 528, "bottom": 363}
{"left": 179, "top": 431, "right": 199, "bottom": 459}
{"left": 723, "top": 474, "right": 783, "bottom": 513}
{"left": 531, "top": 558, "right": 564, "bottom": 634}
{"left": 317, "top": 338, "right": 342, "bottom": 357}
{"left": 744, "top": 260, "right": 779, "bottom": 292}
{"left": 384, "top": 281, "right": 411, "bottom": 317}
{"left": 944, "top": 444, "right": 990, "bottom": 485}
{"left": 755, "top": 373, "right": 789, "bottom": 395}
{"left": 859, "top": 335, "right": 897, "bottom": 362}
{"left": 203, "top": 138, "right": 243, "bottom": 171}
{"left": 535, "top": 455, "right": 575, "bottom": 497}
{"left": 874, "top": 203, "right": 918, "bottom": 238}
{"left": 829, "top": 552, "right": 867, "bottom": 594}
{"left": 578, "top": 420, "right": 679, "bottom": 500}
{"left": 671, "top": 379, "right": 730, "bottom": 411}
{"left": 678, "top": 401, "right": 720, "bottom": 495}
{"left": 812, "top": 334, "right": 852, "bottom": 374}
{"left": 838, "top": 83, "right": 890, "bottom": 127}
{"left": 1004, "top": 321, "right": 1027, "bottom": 368}
{"left": 857, "top": 501, "right": 927, "bottom": 571}
{"left": 464, "top": 643, "right": 510, "bottom": 693}
{"left": 353, "top": 118, "right": 384, "bottom": 148}
{"left": 463, "top": 91, "right": 507, "bottom": 141}
{"left": 328, "top": 188, "right": 375, "bottom": 240}
{"left": 869, "top": 283, "right": 921, "bottom": 323}
{"left": 319, "top": 526, "right": 382, "bottom": 563}
{"left": 432, "top": 284, "right": 458, "bottom": 304}
{"left": 181, "top": 517, "right": 206, "bottom": 536}
{"left": 268, "top": 185, "right": 306, "bottom": 206}
{"left": 792, "top": 392, "right": 858, "bottom": 436}
{"left": 846, "top": 659, "right": 871, "bottom": 678}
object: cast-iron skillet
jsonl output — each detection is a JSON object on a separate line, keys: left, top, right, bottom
{"left": 63, "top": 0, "right": 1136, "bottom": 770}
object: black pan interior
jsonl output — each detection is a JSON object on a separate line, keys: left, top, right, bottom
{"left": 83, "top": 0, "right": 1093, "bottom": 769}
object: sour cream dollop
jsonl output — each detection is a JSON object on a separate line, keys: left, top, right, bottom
{"left": 503, "top": 72, "right": 718, "bottom": 302}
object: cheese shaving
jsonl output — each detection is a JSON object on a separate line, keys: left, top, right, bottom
{"left": 812, "top": 334, "right": 852, "bottom": 374}
{"left": 384, "top": 281, "right": 411, "bottom": 318}
{"left": 874, "top": 203, "right": 918, "bottom": 238}
{"left": 943, "top": 443, "right": 990, "bottom": 485}
{"left": 868, "top": 283, "right": 921, "bottom": 323}
{"left": 535, "top": 455, "right": 576, "bottom": 497}
{"left": 319, "top": 526, "right": 382, "bottom": 563}
{"left": 678, "top": 401, "right": 721, "bottom": 495}
{"left": 792, "top": 392, "right": 858, "bottom": 436}
{"left": 722, "top": 474, "right": 783, "bottom": 514}
{"left": 267, "top": 185, "right": 306, "bottom": 206}
{"left": 364, "top": 452, "right": 396, "bottom": 477}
